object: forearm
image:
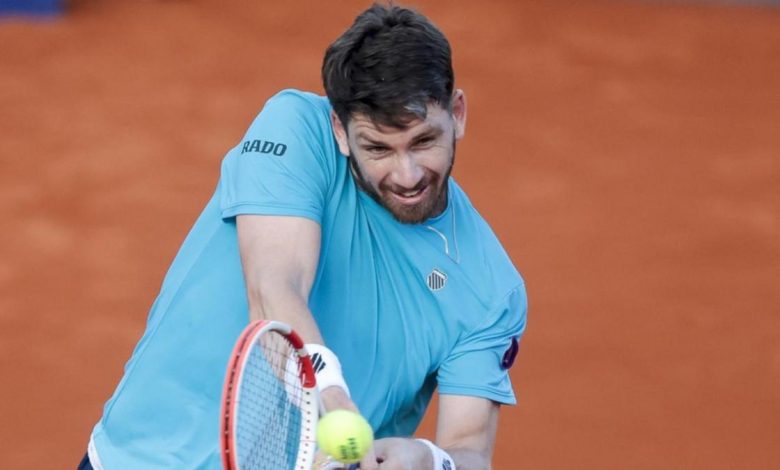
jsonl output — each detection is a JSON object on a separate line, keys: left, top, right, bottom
{"left": 247, "top": 282, "right": 359, "bottom": 413}
{"left": 245, "top": 279, "right": 324, "bottom": 345}
{"left": 434, "top": 396, "right": 500, "bottom": 470}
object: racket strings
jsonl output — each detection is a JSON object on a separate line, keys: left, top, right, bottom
{"left": 235, "top": 332, "right": 306, "bottom": 469}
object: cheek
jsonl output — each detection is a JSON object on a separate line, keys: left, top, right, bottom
{"left": 434, "top": 155, "right": 452, "bottom": 175}
{"left": 370, "top": 167, "right": 396, "bottom": 189}
{"left": 422, "top": 147, "right": 453, "bottom": 176}
{"left": 354, "top": 158, "right": 389, "bottom": 188}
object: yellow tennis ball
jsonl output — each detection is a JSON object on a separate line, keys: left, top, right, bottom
{"left": 316, "top": 409, "right": 374, "bottom": 464}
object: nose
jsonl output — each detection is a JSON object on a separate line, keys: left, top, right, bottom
{"left": 391, "top": 153, "right": 424, "bottom": 190}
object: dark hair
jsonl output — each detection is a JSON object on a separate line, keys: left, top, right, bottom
{"left": 322, "top": 3, "right": 454, "bottom": 129}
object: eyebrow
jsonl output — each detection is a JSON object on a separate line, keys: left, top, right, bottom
{"left": 355, "top": 135, "right": 389, "bottom": 147}
{"left": 355, "top": 124, "right": 444, "bottom": 146}
{"left": 411, "top": 127, "right": 443, "bottom": 142}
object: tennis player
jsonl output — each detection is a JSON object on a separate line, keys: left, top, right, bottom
{"left": 81, "top": 4, "right": 527, "bottom": 469}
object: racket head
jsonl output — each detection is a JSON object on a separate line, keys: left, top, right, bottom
{"left": 220, "top": 320, "right": 318, "bottom": 470}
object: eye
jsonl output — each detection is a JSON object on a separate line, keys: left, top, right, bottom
{"left": 413, "top": 136, "right": 436, "bottom": 148}
{"left": 365, "top": 145, "right": 390, "bottom": 156}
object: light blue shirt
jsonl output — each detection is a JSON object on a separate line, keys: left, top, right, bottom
{"left": 90, "top": 89, "right": 527, "bottom": 469}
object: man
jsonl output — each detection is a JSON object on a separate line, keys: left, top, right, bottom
{"left": 82, "top": 4, "right": 527, "bottom": 469}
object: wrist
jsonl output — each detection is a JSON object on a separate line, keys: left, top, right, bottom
{"left": 304, "top": 343, "right": 350, "bottom": 396}
{"left": 416, "top": 438, "right": 456, "bottom": 470}
{"left": 303, "top": 343, "right": 350, "bottom": 416}
{"left": 319, "top": 386, "right": 355, "bottom": 413}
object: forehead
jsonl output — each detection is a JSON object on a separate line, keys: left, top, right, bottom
{"left": 348, "top": 104, "right": 451, "bottom": 140}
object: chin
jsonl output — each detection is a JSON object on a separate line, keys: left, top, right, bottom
{"left": 382, "top": 192, "right": 445, "bottom": 224}
{"left": 388, "top": 209, "right": 430, "bottom": 224}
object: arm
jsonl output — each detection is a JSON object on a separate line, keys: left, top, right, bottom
{"left": 236, "top": 214, "right": 365, "bottom": 411}
{"left": 237, "top": 214, "right": 322, "bottom": 344}
{"left": 435, "top": 395, "right": 499, "bottom": 469}
{"left": 368, "top": 395, "right": 499, "bottom": 470}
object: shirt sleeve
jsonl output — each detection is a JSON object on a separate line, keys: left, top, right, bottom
{"left": 437, "top": 284, "right": 528, "bottom": 405}
{"left": 219, "top": 89, "right": 336, "bottom": 223}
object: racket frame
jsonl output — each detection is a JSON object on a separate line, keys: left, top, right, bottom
{"left": 220, "top": 320, "right": 319, "bottom": 470}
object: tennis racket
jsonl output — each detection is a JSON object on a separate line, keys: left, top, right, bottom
{"left": 220, "top": 320, "right": 319, "bottom": 470}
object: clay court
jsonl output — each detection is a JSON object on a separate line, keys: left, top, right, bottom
{"left": 1, "top": 0, "right": 778, "bottom": 468}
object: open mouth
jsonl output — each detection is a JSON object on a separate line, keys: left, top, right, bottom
{"left": 389, "top": 185, "right": 429, "bottom": 206}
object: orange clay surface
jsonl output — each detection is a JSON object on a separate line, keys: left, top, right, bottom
{"left": 1, "top": 1, "right": 779, "bottom": 468}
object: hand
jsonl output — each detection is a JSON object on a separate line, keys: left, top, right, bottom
{"left": 319, "top": 386, "right": 357, "bottom": 413}
{"left": 366, "top": 437, "right": 432, "bottom": 470}
{"left": 312, "top": 450, "right": 355, "bottom": 470}
{"left": 319, "top": 386, "right": 379, "bottom": 470}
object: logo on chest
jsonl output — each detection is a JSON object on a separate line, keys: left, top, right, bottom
{"left": 426, "top": 268, "right": 447, "bottom": 291}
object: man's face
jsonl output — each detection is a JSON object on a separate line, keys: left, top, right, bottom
{"left": 332, "top": 91, "right": 467, "bottom": 224}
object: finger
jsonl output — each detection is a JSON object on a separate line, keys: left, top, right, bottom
{"left": 313, "top": 450, "right": 348, "bottom": 470}
{"left": 358, "top": 447, "right": 380, "bottom": 470}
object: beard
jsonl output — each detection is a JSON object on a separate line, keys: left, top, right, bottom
{"left": 348, "top": 138, "right": 456, "bottom": 224}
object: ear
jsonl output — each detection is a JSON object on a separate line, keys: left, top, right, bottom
{"left": 451, "top": 89, "right": 467, "bottom": 140}
{"left": 331, "top": 111, "right": 351, "bottom": 156}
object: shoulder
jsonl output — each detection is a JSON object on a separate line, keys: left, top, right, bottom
{"left": 233, "top": 88, "right": 340, "bottom": 164}
{"left": 270, "top": 88, "right": 332, "bottom": 110}
{"left": 256, "top": 88, "right": 332, "bottom": 124}
{"left": 219, "top": 89, "right": 343, "bottom": 205}
{"left": 235, "top": 89, "right": 334, "bottom": 145}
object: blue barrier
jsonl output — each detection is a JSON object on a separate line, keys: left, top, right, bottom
{"left": 0, "top": 0, "right": 63, "bottom": 16}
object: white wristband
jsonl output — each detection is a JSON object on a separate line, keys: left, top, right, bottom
{"left": 416, "top": 439, "right": 456, "bottom": 470}
{"left": 305, "top": 343, "right": 350, "bottom": 397}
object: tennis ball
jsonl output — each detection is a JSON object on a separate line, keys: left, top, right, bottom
{"left": 316, "top": 409, "right": 374, "bottom": 464}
